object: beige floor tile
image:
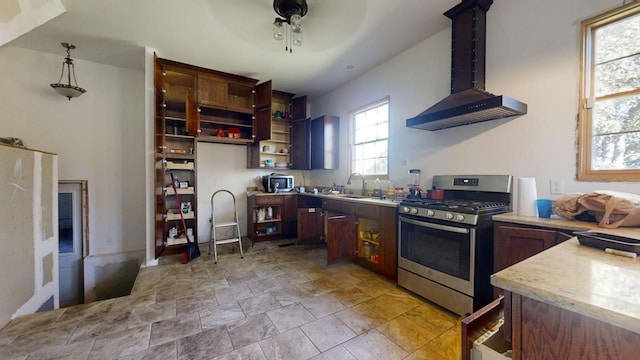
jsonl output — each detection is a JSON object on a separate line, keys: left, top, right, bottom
{"left": 127, "top": 300, "right": 176, "bottom": 328}
{"left": 246, "top": 277, "right": 284, "bottom": 295}
{"left": 214, "top": 284, "right": 253, "bottom": 305}
{"left": 403, "top": 344, "right": 448, "bottom": 360}
{"left": 175, "top": 290, "right": 217, "bottom": 315}
{"left": 212, "top": 343, "right": 266, "bottom": 360}
{"left": 89, "top": 324, "right": 151, "bottom": 360}
{"left": 177, "top": 326, "right": 233, "bottom": 360}
{"left": 402, "top": 303, "right": 458, "bottom": 333}
{"left": 329, "top": 287, "right": 372, "bottom": 307}
{"left": 300, "top": 292, "right": 346, "bottom": 319}
{"left": 342, "top": 329, "right": 408, "bottom": 360}
{"left": 376, "top": 315, "right": 438, "bottom": 353}
{"left": 117, "top": 341, "right": 177, "bottom": 360}
{"left": 238, "top": 293, "right": 283, "bottom": 317}
{"left": 68, "top": 312, "right": 129, "bottom": 344}
{"left": 199, "top": 304, "right": 245, "bottom": 329}
{"left": 259, "top": 328, "right": 320, "bottom": 360}
{"left": 361, "top": 292, "right": 422, "bottom": 321}
{"left": 267, "top": 303, "right": 316, "bottom": 333}
{"left": 300, "top": 315, "right": 356, "bottom": 352}
{"left": 425, "top": 329, "right": 462, "bottom": 360}
{"left": 334, "top": 304, "right": 387, "bottom": 335}
{"left": 0, "top": 322, "right": 77, "bottom": 357}
{"left": 227, "top": 314, "right": 278, "bottom": 349}
{"left": 150, "top": 312, "right": 201, "bottom": 347}
{"left": 23, "top": 339, "right": 93, "bottom": 360}
{"left": 309, "top": 345, "right": 356, "bottom": 360}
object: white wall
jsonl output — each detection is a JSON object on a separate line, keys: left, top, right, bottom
{"left": 309, "top": 0, "right": 639, "bottom": 204}
{"left": 1, "top": 46, "right": 146, "bottom": 297}
{"left": 196, "top": 142, "right": 310, "bottom": 243}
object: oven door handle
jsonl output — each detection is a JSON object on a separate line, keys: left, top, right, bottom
{"left": 400, "top": 216, "right": 470, "bottom": 234}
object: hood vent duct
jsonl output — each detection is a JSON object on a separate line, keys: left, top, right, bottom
{"left": 406, "top": 0, "right": 527, "bottom": 131}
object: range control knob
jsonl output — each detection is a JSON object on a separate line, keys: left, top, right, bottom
{"left": 426, "top": 210, "right": 436, "bottom": 217}
{"left": 445, "top": 212, "right": 454, "bottom": 220}
{"left": 402, "top": 207, "right": 411, "bottom": 213}
{"left": 410, "top": 207, "right": 419, "bottom": 215}
{"left": 456, "top": 214, "right": 465, "bottom": 222}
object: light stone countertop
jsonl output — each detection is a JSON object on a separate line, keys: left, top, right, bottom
{"left": 491, "top": 230, "right": 640, "bottom": 334}
{"left": 492, "top": 212, "right": 599, "bottom": 231}
{"left": 247, "top": 191, "right": 400, "bottom": 208}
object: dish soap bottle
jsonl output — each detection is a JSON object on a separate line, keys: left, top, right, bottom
{"left": 387, "top": 180, "right": 395, "bottom": 198}
{"left": 373, "top": 178, "right": 382, "bottom": 197}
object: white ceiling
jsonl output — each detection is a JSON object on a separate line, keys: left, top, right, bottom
{"left": 6, "top": 0, "right": 458, "bottom": 97}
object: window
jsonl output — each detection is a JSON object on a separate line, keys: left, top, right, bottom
{"left": 351, "top": 98, "right": 389, "bottom": 177}
{"left": 578, "top": 2, "right": 640, "bottom": 180}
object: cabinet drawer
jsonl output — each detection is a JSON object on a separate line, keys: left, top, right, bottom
{"left": 462, "top": 296, "right": 511, "bottom": 360}
{"left": 356, "top": 203, "right": 379, "bottom": 219}
{"left": 255, "top": 195, "right": 284, "bottom": 205}
{"left": 323, "top": 199, "right": 355, "bottom": 214}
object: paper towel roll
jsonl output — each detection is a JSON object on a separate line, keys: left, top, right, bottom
{"left": 517, "top": 177, "right": 538, "bottom": 217}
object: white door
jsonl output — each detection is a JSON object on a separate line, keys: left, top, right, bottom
{"left": 58, "top": 183, "right": 84, "bottom": 306}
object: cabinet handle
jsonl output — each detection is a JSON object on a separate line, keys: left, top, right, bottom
{"left": 197, "top": 107, "right": 201, "bottom": 113}
{"left": 162, "top": 103, "right": 166, "bottom": 108}
{"left": 162, "top": 71, "right": 166, "bottom": 76}
{"left": 197, "top": 129, "right": 202, "bottom": 133}
{"left": 252, "top": 90, "right": 256, "bottom": 94}
{"left": 162, "top": 89, "right": 166, "bottom": 93}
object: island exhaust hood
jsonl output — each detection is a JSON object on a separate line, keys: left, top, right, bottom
{"left": 406, "top": 0, "right": 527, "bottom": 131}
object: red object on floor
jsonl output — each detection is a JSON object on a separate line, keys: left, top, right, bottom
{"left": 181, "top": 252, "right": 188, "bottom": 264}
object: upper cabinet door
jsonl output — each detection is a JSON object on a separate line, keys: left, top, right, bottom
{"left": 291, "top": 96, "right": 307, "bottom": 120}
{"left": 197, "top": 74, "right": 228, "bottom": 108}
{"left": 186, "top": 95, "right": 200, "bottom": 136}
{"left": 163, "top": 66, "right": 196, "bottom": 101}
{"left": 254, "top": 81, "right": 272, "bottom": 141}
{"left": 154, "top": 53, "right": 166, "bottom": 155}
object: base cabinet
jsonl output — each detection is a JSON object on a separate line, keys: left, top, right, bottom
{"left": 509, "top": 291, "right": 640, "bottom": 359}
{"left": 247, "top": 194, "right": 297, "bottom": 242}
{"left": 494, "top": 222, "right": 575, "bottom": 273}
{"left": 297, "top": 208, "right": 324, "bottom": 245}
{"left": 322, "top": 198, "right": 397, "bottom": 280}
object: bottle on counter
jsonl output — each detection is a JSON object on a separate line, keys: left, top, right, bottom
{"left": 373, "top": 178, "right": 382, "bottom": 197}
{"left": 387, "top": 180, "right": 395, "bottom": 198}
{"left": 266, "top": 206, "right": 273, "bottom": 220}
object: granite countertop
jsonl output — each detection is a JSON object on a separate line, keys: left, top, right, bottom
{"left": 492, "top": 228, "right": 640, "bottom": 334}
{"left": 247, "top": 191, "right": 400, "bottom": 208}
{"left": 492, "top": 212, "right": 599, "bottom": 231}
{"left": 299, "top": 192, "right": 400, "bottom": 208}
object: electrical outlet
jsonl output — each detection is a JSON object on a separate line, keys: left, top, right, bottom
{"left": 550, "top": 179, "right": 564, "bottom": 194}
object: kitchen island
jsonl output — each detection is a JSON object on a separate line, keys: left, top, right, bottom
{"left": 491, "top": 227, "right": 640, "bottom": 359}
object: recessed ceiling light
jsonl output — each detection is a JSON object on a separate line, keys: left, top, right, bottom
{"left": 346, "top": 65, "right": 354, "bottom": 70}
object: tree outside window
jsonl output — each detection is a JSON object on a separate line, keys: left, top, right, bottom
{"left": 351, "top": 98, "right": 389, "bottom": 177}
{"left": 579, "top": 2, "right": 640, "bottom": 180}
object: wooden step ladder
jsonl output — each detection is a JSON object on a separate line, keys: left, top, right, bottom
{"left": 209, "top": 190, "right": 243, "bottom": 264}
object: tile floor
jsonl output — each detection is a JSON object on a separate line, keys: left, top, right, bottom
{"left": 0, "top": 240, "right": 463, "bottom": 360}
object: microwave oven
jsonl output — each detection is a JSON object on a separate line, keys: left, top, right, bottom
{"left": 263, "top": 174, "right": 294, "bottom": 193}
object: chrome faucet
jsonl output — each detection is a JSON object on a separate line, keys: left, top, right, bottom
{"left": 347, "top": 173, "right": 366, "bottom": 196}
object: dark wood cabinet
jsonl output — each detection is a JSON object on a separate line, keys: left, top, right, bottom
{"left": 326, "top": 214, "right": 357, "bottom": 264}
{"left": 153, "top": 55, "right": 198, "bottom": 258}
{"left": 247, "top": 85, "right": 300, "bottom": 169}
{"left": 297, "top": 208, "right": 324, "bottom": 245}
{"left": 247, "top": 194, "right": 297, "bottom": 242}
{"left": 322, "top": 198, "right": 397, "bottom": 280}
{"left": 158, "top": 57, "right": 258, "bottom": 145}
{"left": 282, "top": 194, "right": 298, "bottom": 237}
{"left": 311, "top": 115, "right": 339, "bottom": 170}
{"left": 507, "top": 291, "right": 640, "bottom": 359}
{"left": 494, "top": 222, "right": 575, "bottom": 274}
{"left": 291, "top": 115, "right": 339, "bottom": 170}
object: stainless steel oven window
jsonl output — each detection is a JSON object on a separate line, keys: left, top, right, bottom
{"left": 399, "top": 216, "right": 473, "bottom": 280}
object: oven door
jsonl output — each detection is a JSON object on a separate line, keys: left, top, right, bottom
{"left": 398, "top": 214, "right": 476, "bottom": 296}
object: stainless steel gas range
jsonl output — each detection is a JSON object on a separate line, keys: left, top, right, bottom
{"left": 397, "top": 175, "right": 513, "bottom": 315}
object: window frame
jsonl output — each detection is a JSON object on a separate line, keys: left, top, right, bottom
{"left": 349, "top": 97, "right": 390, "bottom": 180}
{"left": 578, "top": 2, "right": 640, "bottom": 181}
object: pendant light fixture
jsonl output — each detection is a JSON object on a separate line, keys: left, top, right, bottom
{"left": 50, "top": 42, "right": 86, "bottom": 100}
{"left": 272, "top": 0, "right": 307, "bottom": 53}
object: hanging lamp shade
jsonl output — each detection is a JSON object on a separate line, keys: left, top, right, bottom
{"left": 50, "top": 42, "right": 86, "bottom": 100}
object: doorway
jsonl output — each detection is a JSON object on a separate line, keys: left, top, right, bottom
{"left": 58, "top": 181, "right": 87, "bottom": 307}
